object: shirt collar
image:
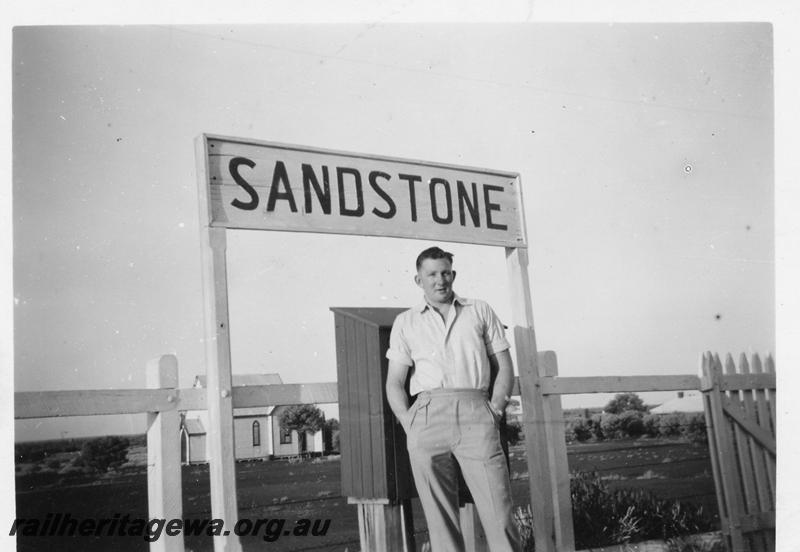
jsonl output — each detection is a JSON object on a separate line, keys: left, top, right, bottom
{"left": 416, "top": 293, "right": 471, "bottom": 313}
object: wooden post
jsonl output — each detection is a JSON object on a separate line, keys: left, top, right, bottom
{"left": 196, "top": 136, "right": 242, "bottom": 552}
{"left": 750, "top": 354, "right": 776, "bottom": 503}
{"left": 506, "top": 247, "right": 558, "bottom": 552}
{"left": 725, "top": 355, "right": 759, "bottom": 521}
{"left": 540, "top": 351, "right": 575, "bottom": 551}
{"left": 146, "top": 354, "right": 184, "bottom": 552}
{"left": 703, "top": 353, "right": 746, "bottom": 552}
{"left": 740, "top": 354, "right": 775, "bottom": 551}
{"left": 350, "top": 498, "right": 414, "bottom": 552}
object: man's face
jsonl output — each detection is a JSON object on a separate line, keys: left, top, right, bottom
{"left": 415, "top": 257, "right": 456, "bottom": 305}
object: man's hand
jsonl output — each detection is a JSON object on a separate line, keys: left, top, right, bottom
{"left": 487, "top": 400, "right": 505, "bottom": 421}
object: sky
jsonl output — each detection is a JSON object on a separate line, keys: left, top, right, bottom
{"left": 10, "top": 21, "right": 776, "bottom": 443}
{"left": 2, "top": 1, "right": 799, "bottom": 548}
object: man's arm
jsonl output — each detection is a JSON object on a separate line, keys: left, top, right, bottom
{"left": 488, "top": 349, "right": 514, "bottom": 416}
{"left": 385, "top": 359, "right": 412, "bottom": 431}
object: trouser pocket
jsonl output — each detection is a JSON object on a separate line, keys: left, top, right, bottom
{"left": 483, "top": 398, "right": 501, "bottom": 427}
{"left": 408, "top": 395, "right": 431, "bottom": 430}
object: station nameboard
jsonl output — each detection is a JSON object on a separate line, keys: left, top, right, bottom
{"left": 199, "top": 134, "right": 526, "bottom": 247}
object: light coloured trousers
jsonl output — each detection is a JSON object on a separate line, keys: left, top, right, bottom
{"left": 406, "top": 388, "right": 521, "bottom": 552}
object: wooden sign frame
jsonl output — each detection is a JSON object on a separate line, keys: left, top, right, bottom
{"left": 195, "top": 134, "right": 559, "bottom": 552}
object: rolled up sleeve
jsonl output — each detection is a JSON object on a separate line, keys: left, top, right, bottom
{"left": 386, "top": 315, "right": 414, "bottom": 366}
{"left": 481, "top": 302, "right": 510, "bottom": 356}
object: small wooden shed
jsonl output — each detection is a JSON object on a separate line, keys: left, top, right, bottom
{"left": 330, "top": 307, "right": 416, "bottom": 503}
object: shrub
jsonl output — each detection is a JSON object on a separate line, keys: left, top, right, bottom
{"left": 501, "top": 421, "right": 523, "bottom": 446}
{"left": 620, "top": 410, "right": 646, "bottom": 437}
{"left": 280, "top": 405, "right": 326, "bottom": 454}
{"left": 601, "top": 410, "right": 645, "bottom": 439}
{"left": 513, "top": 504, "right": 535, "bottom": 551}
{"left": 658, "top": 414, "right": 684, "bottom": 437}
{"left": 570, "top": 471, "right": 714, "bottom": 549}
{"left": 322, "top": 418, "right": 340, "bottom": 454}
{"left": 605, "top": 393, "right": 648, "bottom": 414}
{"left": 566, "top": 417, "right": 593, "bottom": 442}
{"left": 80, "top": 436, "right": 130, "bottom": 473}
{"left": 600, "top": 414, "right": 622, "bottom": 439}
{"left": 643, "top": 414, "right": 661, "bottom": 437}
{"left": 589, "top": 414, "right": 605, "bottom": 440}
{"left": 681, "top": 413, "right": 708, "bottom": 443}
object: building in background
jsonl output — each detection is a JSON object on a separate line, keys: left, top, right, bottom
{"left": 180, "top": 374, "right": 332, "bottom": 464}
{"left": 650, "top": 391, "right": 704, "bottom": 414}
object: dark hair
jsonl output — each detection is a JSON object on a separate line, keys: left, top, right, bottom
{"left": 415, "top": 246, "right": 454, "bottom": 270}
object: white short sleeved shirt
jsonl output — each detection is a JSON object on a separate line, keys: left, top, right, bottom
{"left": 386, "top": 294, "right": 510, "bottom": 396}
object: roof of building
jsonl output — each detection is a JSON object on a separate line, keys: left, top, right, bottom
{"left": 330, "top": 307, "right": 407, "bottom": 328}
{"left": 182, "top": 418, "right": 205, "bottom": 435}
{"left": 650, "top": 391, "right": 704, "bottom": 414}
{"left": 234, "top": 406, "right": 275, "bottom": 417}
{"left": 194, "top": 373, "right": 284, "bottom": 388}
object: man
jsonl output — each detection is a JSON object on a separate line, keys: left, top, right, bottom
{"left": 385, "top": 246, "right": 521, "bottom": 552}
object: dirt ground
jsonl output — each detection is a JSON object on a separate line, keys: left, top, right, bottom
{"left": 14, "top": 438, "right": 717, "bottom": 552}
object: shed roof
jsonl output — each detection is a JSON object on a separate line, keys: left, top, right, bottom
{"left": 330, "top": 307, "right": 407, "bottom": 328}
{"left": 650, "top": 391, "right": 704, "bottom": 414}
{"left": 182, "top": 418, "right": 205, "bottom": 435}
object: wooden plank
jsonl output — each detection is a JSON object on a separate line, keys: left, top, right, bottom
{"left": 540, "top": 374, "right": 701, "bottom": 395}
{"left": 721, "top": 396, "right": 776, "bottom": 456}
{"left": 366, "top": 324, "right": 387, "bottom": 499}
{"left": 506, "top": 246, "right": 557, "bottom": 552}
{"left": 718, "top": 373, "right": 776, "bottom": 391}
{"left": 334, "top": 314, "right": 353, "bottom": 496}
{"left": 348, "top": 497, "right": 391, "bottom": 505}
{"left": 146, "top": 355, "right": 184, "bottom": 552}
{"left": 700, "top": 364, "right": 729, "bottom": 549}
{"left": 203, "top": 135, "right": 525, "bottom": 248}
{"left": 705, "top": 353, "right": 747, "bottom": 551}
{"left": 761, "top": 353, "right": 777, "bottom": 551}
{"left": 15, "top": 382, "right": 340, "bottom": 420}
{"left": 739, "top": 355, "right": 774, "bottom": 517}
{"left": 338, "top": 316, "right": 356, "bottom": 496}
{"left": 356, "top": 502, "right": 410, "bottom": 552}
{"left": 15, "top": 389, "right": 179, "bottom": 418}
{"left": 346, "top": 316, "right": 365, "bottom": 498}
{"left": 724, "top": 355, "right": 759, "bottom": 520}
{"left": 763, "top": 354, "right": 776, "bottom": 440}
{"left": 751, "top": 354, "right": 776, "bottom": 508}
{"left": 230, "top": 383, "right": 338, "bottom": 407}
{"left": 197, "top": 133, "right": 242, "bottom": 552}
{"left": 540, "top": 351, "right": 576, "bottom": 551}
{"left": 740, "top": 354, "right": 774, "bottom": 552}
{"left": 200, "top": 227, "right": 241, "bottom": 552}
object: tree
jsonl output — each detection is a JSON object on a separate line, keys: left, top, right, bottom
{"left": 80, "top": 436, "right": 130, "bottom": 473}
{"left": 322, "top": 418, "right": 340, "bottom": 453}
{"left": 604, "top": 393, "right": 647, "bottom": 414}
{"left": 279, "top": 405, "right": 326, "bottom": 454}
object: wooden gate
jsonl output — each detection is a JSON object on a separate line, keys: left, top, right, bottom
{"left": 701, "top": 352, "right": 776, "bottom": 552}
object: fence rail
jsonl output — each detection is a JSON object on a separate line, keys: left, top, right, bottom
{"left": 18, "top": 373, "right": 713, "bottom": 420}
{"left": 15, "top": 382, "right": 339, "bottom": 419}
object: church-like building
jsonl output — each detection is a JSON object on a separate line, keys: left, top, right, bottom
{"left": 179, "top": 373, "right": 337, "bottom": 464}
